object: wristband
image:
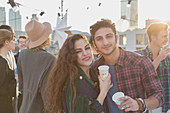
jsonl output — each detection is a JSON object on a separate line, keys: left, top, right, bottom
{"left": 135, "top": 98, "right": 146, "bottom": 112}
{"left": 138, "top": 98, "right": 147, "bottom": 113}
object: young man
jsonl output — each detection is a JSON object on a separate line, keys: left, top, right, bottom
{"left": 14, "top": 35, "right": 27, "bottom": 63}
{"left": 89, "top": 19, "right": 164, "bottom": 113}
{"left": 13, "top": 35, "right": 27, "bottom": 113}
{"left": 136, "top": 23, "right": 170, "bottom": 113}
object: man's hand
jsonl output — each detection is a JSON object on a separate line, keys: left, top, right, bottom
{"left": 153, "top": 44, "right": 170, "bottom": 69}
{"left": 118, "top": 96, "right": 139, "bottom": 112}
{"left": 158, "top": 44, "right": 170, "bottom": 61}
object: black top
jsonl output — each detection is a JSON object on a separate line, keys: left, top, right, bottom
{"left": 0, "top": 56, "right": 16, "bottom": 98}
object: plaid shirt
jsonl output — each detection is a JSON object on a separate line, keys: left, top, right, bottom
{"left": 136, "top": 46, "right": 170, "bottom": 112}
{"left": 91, "top": 48, "right": 164, "bottom": 113}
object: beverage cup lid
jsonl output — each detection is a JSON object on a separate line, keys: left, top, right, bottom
{"left": 112, "top": 92, "right": 124, "bottom": 102}
{"left": 162, "top": 42, "right": 169, "bottom": 48}
{"left": 98, "top": 65, "right": 109, "bottom": 70}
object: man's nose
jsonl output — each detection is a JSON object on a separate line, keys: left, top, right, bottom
{"left": 103, "top": 38, "right": 109, "bottom": 45}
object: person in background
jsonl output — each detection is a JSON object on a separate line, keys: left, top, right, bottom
{"left": 17, "top": 20, "right": 56, "bottom": 113}
{"left": 14, "top": 35, "right": 27, "bottom": 113}
{"left": 0, "top": 29, "right": 16, "bottom": 113}
{"left": 0, "top": 25, "right": 17, "bottom": 113}
{"left": 89, "top": 19, "right": 164, "bottom": 113}
{"left": 136, "top": 23, "right": 170, "bottom": 113}
{"left": 14, "top": 35, "right": 27, "bottom": 63}
{"left": 45, "top": 34, "right": 112, "bottom": 113}
{"left": 0, "top": 25, "right": 17, "bottom": 72}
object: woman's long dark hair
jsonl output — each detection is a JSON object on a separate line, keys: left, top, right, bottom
{"left": 45, "top": 34, "right": 89, "bottom": 113}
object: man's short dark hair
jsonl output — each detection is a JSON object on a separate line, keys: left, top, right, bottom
{"left": 147, "top": 23, "right": 169, "bottom": 42}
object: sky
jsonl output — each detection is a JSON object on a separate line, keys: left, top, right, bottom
{"left": 1, "top": 0, "right": 170, "bottom": 33}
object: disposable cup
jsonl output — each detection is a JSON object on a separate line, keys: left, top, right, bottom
{"left": 162, "top": 42, "right": 169, "bottom": 48}
{"left": 167, "top": 109, "right": 170, "bottom": 113}
{"left": 162, "top": 42, "right": 170, "bottom": 54}
{"left": 98, "top": 65, "right": 109, "bottom": 80}
{"left": 112, "top": 92, "right": 125, "bottom": 107}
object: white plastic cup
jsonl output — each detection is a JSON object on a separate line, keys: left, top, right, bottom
{"left": 98, "top": 65, "right": 109, "bottom": 80}
{"left": 112, "top": 92, "right": 125, "bottom": 107}
{"left": 162, "top": 42, "right": 169, "bottom": 48}
{"left": 162, "top": 42, "right": 170, "bottom": 54}
{"left": 167, "top": 109, "right": 170, "bottom": 113}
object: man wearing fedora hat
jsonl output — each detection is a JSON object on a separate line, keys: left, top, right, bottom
{"left": 17, "top": 20, "right": 56, "bottom": 113}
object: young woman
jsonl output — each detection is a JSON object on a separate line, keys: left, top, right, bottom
{"left": 0, "top": 29, "right": 16, "bottom": 113}
{"left": 46, "top": 34, "right": 112, "bottom": 113}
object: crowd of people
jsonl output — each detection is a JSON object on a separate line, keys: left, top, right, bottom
{"left": 0, "top": 19, "right": 169, "bottom": 113}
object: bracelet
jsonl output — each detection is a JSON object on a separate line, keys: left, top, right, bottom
{"left": 135, "top": 98, "right": 145, "bottom": 112}
{"left": 138, "top": 98, "right": 147, "bottom": 113}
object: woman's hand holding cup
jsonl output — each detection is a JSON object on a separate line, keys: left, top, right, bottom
{"left": 97, "top": 65, "right": 113, "bottom": 105}
{"left": 98, "top": 73, "right": 113, "bottom": 93}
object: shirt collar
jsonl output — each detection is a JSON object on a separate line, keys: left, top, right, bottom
{"left": 116, "top": 47, "right": 125, "bottom": 67}
{"left": 145, "top": 46, "right": 153, "bottom": 60}
{"left": 98, "top": 47, "right": 126, "bottom": 67}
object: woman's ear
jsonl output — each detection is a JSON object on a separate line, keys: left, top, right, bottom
{"left": 92, "top": 41, "right": 99, "bottom": 54}
{"left": 93, "top": 41, "right": 96, "bottom": 47}
{"left": 4, "top": 40, "right": 9, "bottom": 45}
{"left": 93, "top": 41, "right": 98, "bottom": 50}
{"left": 116, "top": 35, "right": 119, "bottom": 41}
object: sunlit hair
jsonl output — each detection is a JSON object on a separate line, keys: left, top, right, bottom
{"left": 89, "top": 19, "right": 117, "bottom": 45}
{"left": 147, "top": 22, "right": 169, "bottom": 42}
{"left": 30, "top": 37, "right": 51, "bottom": 51}
{"left": 0, "top": 29, "right": 13, "bottom": 49}
{"left": 45, "top": 34, "right": 89, "bottom": 113}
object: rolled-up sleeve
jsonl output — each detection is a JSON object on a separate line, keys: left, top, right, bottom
{"left": 141, "top": 57, "right": 164, "bottom": 107}
{"left": 90, "top": 99, "right": 104, "bottom": 113}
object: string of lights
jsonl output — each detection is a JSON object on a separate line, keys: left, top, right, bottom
{"left": 7, "top": 0, "right": 45, "bottom": 16}
{"left": 1, "top": 0, "right": 138, "bottom": 33}
{"left": 3, "top": 0, "right": 135, "bottom": 19}
{"left": 5, "top": 0, "right": 107, "bottom": 17}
